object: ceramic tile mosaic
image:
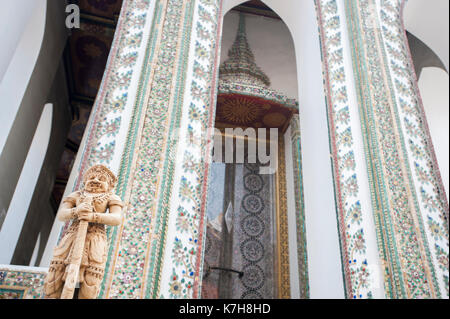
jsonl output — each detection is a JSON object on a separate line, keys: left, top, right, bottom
{"left": 98, "top": 0, "right": 195, "bottom": 298}
{"left": 289, "top": 115, "right": 309, "bottom": 298}
{"left": 345, "top": 0, "right": 445, "bottom": 298}
{"left": 161, "top": 0, "right": 223, "bottom": 299}
{"left": 379, "top": 0, "right": 448, "bottom": 298}
{"left": 57, "top": 0, "right": 154, "bottom": 297}
{"left": 62, "top": 0, "right": 153, "bottom": 239}
{"left": 93, "top": 0, "right": 222, "bottom": 299}
{"left": 315, "top": 0, "right": 381, "bottom": 299}
{"left": 0, "top": 267, "right": 46, "bottom": 299}
{"left": 38, "top": 0, "right": 447, "bottom": 299}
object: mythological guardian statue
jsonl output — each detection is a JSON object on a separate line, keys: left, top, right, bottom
{"left": 44, "top": 165, "right": 124, "bottom": 299}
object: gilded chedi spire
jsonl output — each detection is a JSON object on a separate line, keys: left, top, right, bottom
{"left": 219, "top": 13, "right": 271, "bottom": 87}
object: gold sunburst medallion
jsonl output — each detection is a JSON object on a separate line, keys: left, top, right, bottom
{"left": 218, "top": 97, "right": 261, "bottom": 125}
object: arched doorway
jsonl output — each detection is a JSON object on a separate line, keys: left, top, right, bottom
{"left": 201, "top": 3, "right": 299, "bottom": 299}
{"left": 198, "top": 0, "right": 347, "bottom": 299}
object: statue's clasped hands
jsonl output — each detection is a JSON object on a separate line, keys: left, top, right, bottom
{"left": 76, "top": 202, "right": 95, "bottom": 222}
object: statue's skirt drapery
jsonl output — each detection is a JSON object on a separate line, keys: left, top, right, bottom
{"left": 45, "top": 221, "right": 108, "bottom": 298}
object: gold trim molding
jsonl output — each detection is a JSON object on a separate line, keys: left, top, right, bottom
{"left": 276, "top": 136, "right": 290, "bottom": 298}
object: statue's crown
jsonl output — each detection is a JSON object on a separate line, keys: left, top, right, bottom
{"left": 83, "top": 164, "right": 118, "bottom": 189}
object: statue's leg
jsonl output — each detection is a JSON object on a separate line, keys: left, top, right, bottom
{"left": 78, "top": 266, "right": 104, "bottom": 299}
{"left": 79, "top": 227, "right": 107, "bottom": 299}
{"left": 44, "top": 261, "right": 65, "bottom": 299}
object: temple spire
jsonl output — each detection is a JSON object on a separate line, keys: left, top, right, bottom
{"left": 219, "top": 13, "right": 271, "bottom": 87}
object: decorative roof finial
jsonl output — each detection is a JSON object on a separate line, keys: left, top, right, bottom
{"left": 219, "top": 12, "right": 271, "bottom": 87}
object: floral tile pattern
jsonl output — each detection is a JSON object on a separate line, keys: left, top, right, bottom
{"left": 0, "top": 267, "right": 46, "bottom": 299}
{"left": 162, "top": 0, "right": 222, "bottom": 299}
{"left": 72, "top": 0, "right": 152, "bottom": 187}
{"left": 38, "top": 0, "right": 447, "bottom": 300}
{"left": 316, "top": 0, "right": 379, "bottom": 299}
{"left": 345, "top": 0, "right": 445, "bottom": 298}
{"left": 98, "top": 0, "right": 192, "bottom": 298}
{"left": 379, "top": 0, "right": 448, "bottom": 298}
{"left": 93, "top": 0, "right": 221, "bottom": 299}
{"left": 289, "top": 115, "right": 309, "bottom": 298}
{"left": 60, "top": 0, "right": 154, "bottom": 297}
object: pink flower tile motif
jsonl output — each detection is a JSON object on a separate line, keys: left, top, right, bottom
{"left": 316, "top": 0, "right": 377, "bottom": 299}
{"left": 379, "top": 0, "right": 448, "bottom": 298}
{"left": 164, "top": 0, "right": 221, "bottom": 299}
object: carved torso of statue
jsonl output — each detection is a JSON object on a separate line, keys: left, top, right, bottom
{"left": 44, "top": 165, "right": 124, "bottom": 299}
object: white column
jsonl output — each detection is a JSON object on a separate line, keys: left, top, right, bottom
{"left": 339, "top": 0, "right": 386, "bottom": 297}
{"left": 0, "top": 0, "right": 40, "bottom": 82}
{"left": 0, "top": 104, "right": 52, "bottom": 264}
{"left": 0, "top": 0, "right": 47, "bottom": 155}
{"left": 29, "top": 233, "right": 42, "bottom": 267}
{"left": 281, "top": 1, "right": 345, "bottom": 298}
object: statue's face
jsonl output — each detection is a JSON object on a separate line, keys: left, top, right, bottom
{"left": 84, "top": 172, "right": 109, "bottom": 193}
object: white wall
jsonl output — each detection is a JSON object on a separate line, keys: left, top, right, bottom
{"left": 403, "top": 0, "right": 449, "bottom": 71}
{"left": 221, "top": 10, "right": 299, "bottom": 99}
{"left": 223, "top": 0, "right": 345, "bottom": 298}
{"left": 0, "top": 104, "right": 53, "bottom": 264}
{"left": 0, "top": 0, "right": 47, "bottom": 155}
{"left": 0, "top": 0, "right": 40, "bottom": 82}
